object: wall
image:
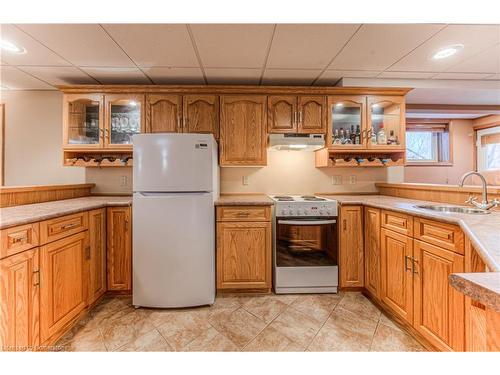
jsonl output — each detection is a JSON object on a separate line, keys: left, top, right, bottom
{"left": 1, "top": 90, "right": 85, "bottom": 186}
{"left": 404, "top": 119, "right": 475, "bottom": 185}
{"left": 220, "top": 149, "right": 392, "bottom": 194}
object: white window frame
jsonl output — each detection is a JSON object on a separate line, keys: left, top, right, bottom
{"left": 406, "top": 130, "right": 439, "bottom": 163}
{"left": 477, "top": 126, "right": 500, "bottom": 172}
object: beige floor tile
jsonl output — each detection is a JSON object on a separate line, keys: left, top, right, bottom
{"left": 148, "top": 306, "right": 209, "bottom": 328}
{"left": 290, "top": 293, "right": 342, "bottom": 324}
{"left": 60, "top": 328, "right": 106, "bottom": 352}
{"left": 308, "top": 307, "right": 378, "bottom": 351}
{"left": 244, "top": 325, "right": 305, "bottom": 352}
{"left": 117, "top": 329, "right": 173, "bottom": 352}
{"left": 183, "top": 327, "right": 239, "bottom": 352}
{"left": 269, "top": 306, "right": 323, "bottom": 347}
{"left": 370, "top": 324, "right": 425, "bottom": 352}
{"left": 156, "top": 310, "right": 212, "bottom": 350}
{"left": 242, "top": 296, "right": 289, "bottom": 323}
{"left": 337, "top": 292, "right": 381, "bottom": 322}
{"left": 208, "top": 307, "right": 266, "bottom": 348}
{"left": 379, "top": 313, "right": 402, "bottom": 332}
{"left": 100, "top": 310, "right": 156, "bottom": 351}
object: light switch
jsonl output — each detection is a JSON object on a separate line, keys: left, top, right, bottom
{"left": 349, "top": 175, "right": 356, "bottom": 185}
{"left": 242, "top": 176, "right": 249, "bottom": 185}
{"left": 331, "top": 175, "right": 342, "bottom": 185}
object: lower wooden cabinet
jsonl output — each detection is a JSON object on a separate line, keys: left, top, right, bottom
{"left": 0, "top": 248, "right": 40, "bottom": 350}
{"left": 40, "top": 232, "right": 87, "bottom": 344}
{"left": 364, "top": 207, "right": 381, "bottom": 299}
{"left": 107, "top": 207, "right": 132, "bottom": 291}
{"left": 88, "top": 209, "right": 107, "bottom": 305}
{"left": 339, "top": 205, "right": 364, "bottom": 287}
{"left": 413, "top": 240, "right": 464, "bottom": 351}
{"left": 216, "top": 206, "right": 272, "bottom": 291}
{"left": 380, "top": 228, "right": 414, "bottom": 323}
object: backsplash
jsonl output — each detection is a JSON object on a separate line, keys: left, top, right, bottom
{"left": 86, "top": 168, "right": 133, "bottom": 195}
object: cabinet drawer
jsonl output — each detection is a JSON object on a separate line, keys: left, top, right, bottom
{"left": 40, "top": 212, "right": 88, "bottom": 245}
{"left": 0, "top": 223, "right": 40, "bottom": 259}
{"left": 414, "top": 217, "right": 464, "bottom": 254}
{"left": 381, "top": 210, "right": 413, "bottom": 236}
{"left": 216, "top": 206, "right": 271, "bottom": 222}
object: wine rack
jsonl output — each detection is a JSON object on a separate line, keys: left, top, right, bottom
{"left": 63, "top": 150, "right": 133, "bottom": 167}
{"left": 315, "top": 148, "right": 405, "bottom": 168}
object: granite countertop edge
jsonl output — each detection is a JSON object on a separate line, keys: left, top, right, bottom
{"left": 449, "top": 273, "right": 500, "bottom": 312}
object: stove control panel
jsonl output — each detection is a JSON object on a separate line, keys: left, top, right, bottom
{"left": 275, "top": 202, "right": 338, "bottom": 217}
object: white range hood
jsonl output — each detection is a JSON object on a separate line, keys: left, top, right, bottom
{"left": 269, "top": 133, "right": 325, "bottom": 151}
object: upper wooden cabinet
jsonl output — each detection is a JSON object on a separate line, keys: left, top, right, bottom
{"left": 104, "top": 94, "right": 145, "bottom": 149}
{"left": 146, "top": 94, "right": 182, "bottom": 133}
{"left": 220, "top": 95, "right": 267, "bottom": 166}
{"left": 339, "top": 205, "right": 364, "bottom": 287}
{"left": 327, "top": 95, "right": 406, "bottom": 152}
{"left": 63, "top": 94, "right": 104, "bottom": 149}
{"left": 183, "top": 95, "right": 219, "bottom": 136}
{"left": 268, "top": 95, "right": 326, "bottom": 134}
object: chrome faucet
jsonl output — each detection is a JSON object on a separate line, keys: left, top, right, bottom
{"left": 459, "top": 171, "right": 499, "bottom": 211}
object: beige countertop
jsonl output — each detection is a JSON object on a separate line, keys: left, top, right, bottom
{"left": 215, "top": 194, "right": 274, "bottom": 206}
{"left": 0, "top": 196, "right": 132, "bottom": 229}
{"left": 449, "top": 273, "right": 500, "bottom": 312}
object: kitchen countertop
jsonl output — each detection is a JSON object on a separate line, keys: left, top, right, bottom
{"left": 215, "top": 194, "right": 274, "bottom": 206}
{"left": 0, "top": 196, "right": 132, "bottom": 230}
{"left": 449, "top": 273, "right": 500, "bottom": 312}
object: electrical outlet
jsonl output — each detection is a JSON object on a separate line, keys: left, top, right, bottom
{"left": 242, "top": 176, "right": 249, "bottom": 186}
{"left": 120, "top": 176, "right": 128, "bottom": 187}
{"left": 349, "top": 175, "right": 357, "bottom": 185}
{"left": 331, "top": 175, "right": 342, "bottom": 185}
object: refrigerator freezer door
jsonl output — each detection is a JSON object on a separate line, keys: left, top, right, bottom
{"left": 133, "top": 133, "right": 215, "bottom": 192}
{"left": 133, "top": 192, "right": 215, "bottom": 308}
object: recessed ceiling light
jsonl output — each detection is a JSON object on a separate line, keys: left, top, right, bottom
{"left": 0, "top": 39, "right": 26, "bottom": 54}
{"left": 432, "top": 44, "right": 464, "bottom": 60}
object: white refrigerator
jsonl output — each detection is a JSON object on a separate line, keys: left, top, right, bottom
{"left": 132, "top": 133, "right": 219, "bottom": 308}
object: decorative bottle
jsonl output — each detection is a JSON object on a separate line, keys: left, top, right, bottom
{"left": 377, "top": 124, "right": 387, "bottom": 145}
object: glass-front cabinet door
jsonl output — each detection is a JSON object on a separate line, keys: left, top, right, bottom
{"left": 367, "top": 96, "right": 406, "bottom": 150}
{"left": 63, "top": 94, "right": 104, "bottom": 148}
{"left": 104, "top": 94, "right": 145, "bottom": 148}
{"left": 327, "top": 96, "right": 366, "bottom": 150}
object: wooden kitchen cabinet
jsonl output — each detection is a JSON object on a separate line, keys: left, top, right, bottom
{"left": 339, "top": 205, "right": 364, "bottom": 287}
{"left": 297, "top": 96, "right": 326, "bottom": 133}
{"left": 88, "top": 209, "right": 107, "bottom": 305}
{"left": 107, "top": 207, "right": 132, "bottom": 291}
{"left": 216, "top": 206, "right": 272, "bottom": 291}
{"left": 146, "top": 94, "right": 182, "bottom": 133}
{"left": 413, "top": 240, "right": 465, "bottom": 351}
{"left": 268, "top": 95, "right": 326, "bottom": 134}
{"left": 0, "top": 248, "right": 40, "bottom": 351}
{"left": 40, "top": 231, "right": 87, "bottom": 344}
{"left": 104, "top": 94, "right": 145, "bottom": 148}
{"left": 220, "top": 95, "right": 267, "bottom": 166}
{"left": 364, "top": 207, "right": 381, "bottom": 299}
{"left": 267, "top": 95, "right": 297, "bottom": 133}
{"left": 380, "top": 228, "right": 414, "bottom": 323}
{"left": 183, "top": 95, "right": 219, "bottom": 136}
{"left": 366, "top": 95, "right": 406, "bottom": 151}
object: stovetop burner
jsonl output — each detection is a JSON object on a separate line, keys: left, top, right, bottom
{"left": 301, "top": 195, "right": 327, "bottom": 201}
{"left": 273, "top": 195, "right": 294, "bottom": 201}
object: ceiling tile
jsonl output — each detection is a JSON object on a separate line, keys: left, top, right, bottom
{"left": 142, "top": 67, "right": 205, "bottom": 84}
{"left": 267, "top": 24, "right": 359, "bottom": 69}
{"left": 204, "top": 68, "right": 261, "bottom": 84}
{"left": 80, "top": 67, "right": 150, "bottom": 84}
{"left": 0, "top": 65, "right": 54, "bottom": 89}
{"left": 432, "top": 72, "right": 492, "bottom": 79}
{"left": 102, "top": 24, "right": 199, "bottom": 68}
{"left": 378, "top": 71, "right": 436, "bottom": 79}
{"left": 19, "top": 66, "right": 98, "bottom": 85}
{"left": 329, "top": 24, "right": 444, "bottom": 71}
{"left": 16, "top": 24, "right": 135, "bottom": 67}
{"left": 446, "top": 44, "right": 500, "bottom": 74}
{"left": 262, "top": 69, "right": 322, "bottom": 85}
{"left": 315, "top": 70, "right": 380, "bottom": 85}
{"left": 390, "top": 24, "right": 500, "bottom": 72}
{"left": 0, "top": 24, "right": 70, "bottom": 66}
{"left": 190, "top": 24, "right": 275, "bottom": 68}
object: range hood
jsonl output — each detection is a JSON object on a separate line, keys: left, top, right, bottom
{"left": 269, "top": 133, "right": 325, "bottom": 151}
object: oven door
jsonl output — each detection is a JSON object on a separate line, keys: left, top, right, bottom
{"left": 275, "top": 217, "right": 337, "bottom": 267}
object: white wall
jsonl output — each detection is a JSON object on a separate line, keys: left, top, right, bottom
{"left": 1, "top": 90, "right": 85, "bottom": 186}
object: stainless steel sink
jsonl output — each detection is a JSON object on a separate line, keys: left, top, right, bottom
{"left": 414, "top": 204, "right": 491, "bottom": 214}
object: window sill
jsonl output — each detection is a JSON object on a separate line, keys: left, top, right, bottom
{"left": 406, "top": 162, "right": 453, "bottom": 167}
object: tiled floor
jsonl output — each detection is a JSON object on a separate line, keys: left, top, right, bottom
{"left": 56, "top": 292, "right": 426, "bottom": 352}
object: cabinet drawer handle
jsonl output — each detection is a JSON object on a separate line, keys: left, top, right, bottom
{"left": 125, "top": 219, "right": 129, "bottom": 231}
{"left": 33, "top": 270, "right": 40, "bottom": 287}
{"left": 404, "top": 255, "right": 412, "bottom": 272}
{"left": 412, "top": 258, "right": 419, "bottom": 274}
{"left": 236, "top": 212, "right": 250, "bottom": 216}
{"left": 11, "top": 234, "right": 28, "bottom": 243}
{"left": 61, "top": 223, "right": 78, "bottom": 230}
{"left": 298, "top": 111, "right": 302, "bottom": 124}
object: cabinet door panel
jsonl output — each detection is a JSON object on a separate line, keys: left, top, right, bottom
{"left": 339, "top": 206, "right": 364, "bottom": 287}
{"left": 0, "top": 248, "right": 39, "bottom": 350}
{"left": 267, "top": 96, "right": 296, "bottom": 133}
{"left": 88, "top": 209, "right": 106, "bottom": 305}
{"left": 220, "top": 95, "right": 267, "bottom": 166}
{"left": 327, "top": 95, "right": 366, "bottom": 150}
{"left": 380, "top": 228, "right": 413, "bottom": 323}
{"left": 183, "top": 95, "right": 219, "bottom": 136}
{"left": 366, "top": 95, "right": 405, "bottom": 150}
{"left": 105, "top": 94, "right": 144, "bottom": 148}
{"left": 146, "top": 94, "right": 181, "bottom": 133}
{"left": 107, "top": 207, "right": 132, "bottom": 291}
{"left": 413, "top": 240, "right": 465, "bottom": 351}
{"left": 364, "top": 207, "right": 381, "bottom": 299}
{"left": 298, "top": 96, "right": 326, "bottom": 134}
{"left": 40, "top": 232, "right": 86, "bottom": 343}
{"left": 63, "top": 94, "right": 104, "bottom": 149}
{"left": 216, "top": 222, "right": 271, "bottom": 290}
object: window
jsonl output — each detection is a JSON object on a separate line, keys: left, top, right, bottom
{"left": 477, "top": 126, "right": 500, "bottom": 172}
{"left": 406, "top": 121, "right": 451, "bottom": 165}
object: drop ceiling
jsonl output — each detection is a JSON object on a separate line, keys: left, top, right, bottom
{"left": 0, "top": 23, "right": 499, "bottom": 104}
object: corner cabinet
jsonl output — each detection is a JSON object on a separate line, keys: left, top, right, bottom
{"left": 106, "top": 207, "right": 132, "bottom": 291}
{"left": 219, "top": 95, "right": 267, "bottom": 166}
{"left": 339, "top": 205, "right": 364, "bottom": 287}
{"left": 267, "top": 95, "right": 326, "bottom": 134}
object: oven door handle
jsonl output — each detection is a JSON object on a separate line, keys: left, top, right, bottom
{"left": 278, "top": 219, "right": 337, "bottom": 225}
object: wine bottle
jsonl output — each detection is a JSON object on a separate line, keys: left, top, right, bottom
{"left": 355, "top": 125, "right": 361, "bottom": 144}
{"left": 377, "top": 123, "right": 387, "bottom": 145}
